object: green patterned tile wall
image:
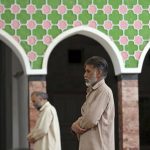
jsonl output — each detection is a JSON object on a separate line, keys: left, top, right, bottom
{"left": 0, "top": 0, "right": 150, "bottom": 69}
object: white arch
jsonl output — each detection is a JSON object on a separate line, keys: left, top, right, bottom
{"left": 0, "top": 30, "right": 31, "bottom": 75}
{"left": 43, "top": 26, "right": 124, "bottom": 75}
{"left": 138, "top": 41, "right": 150, "bottom": 73}
{"left": 1, "top": 28, "right": 148, "bottom": 75}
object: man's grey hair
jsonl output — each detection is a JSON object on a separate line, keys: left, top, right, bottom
{"left": 85, "top": 56, "right": 108, "bottom": 78}
{"left": 31, "top": 91, "right": 48, "bottom": 100}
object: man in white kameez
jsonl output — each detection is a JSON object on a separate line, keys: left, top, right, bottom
{"left": 27, "top": 91, "right": 61, "bottom": 150}
{"left": 71, "top": 56, "right": 115, "bottom": 150}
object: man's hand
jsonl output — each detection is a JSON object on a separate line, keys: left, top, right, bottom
{"left": 27, "top": 133, "right": 36, "bottom": 143}
{"left": 71, "top": 122, "right": 86, "bottom": 134}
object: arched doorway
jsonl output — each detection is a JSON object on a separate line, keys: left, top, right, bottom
{"left": 0, "top": 40, "right": 28, "bottom": 149}
{"left": 46, "top": 35, "right": 119, "bottom": 150}
{"left": 139, "top": 49, "right": 150, "bottom": 150}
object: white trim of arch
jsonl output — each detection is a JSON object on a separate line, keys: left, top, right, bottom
{"left": 43, "top": 26, "right": 124, "bottom": 75}
{"left": 0, "top": 30, "right": 32, "bottom": 74}
{"left": 1, "top": 27, "right": 148, "bottom": 76}
{"left": 138, "top": 41, "right": 150, "bottom": 73}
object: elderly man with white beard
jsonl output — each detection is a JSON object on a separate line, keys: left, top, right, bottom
{"left": 71, "top": 56, "right": 115, "bottom": 150}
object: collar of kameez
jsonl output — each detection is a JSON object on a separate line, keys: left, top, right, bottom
{"left": 39, "top": 101, "right": 49, "bottom": 112}
{"left": 92, "top": 79, "right": 105, "bottom": 90}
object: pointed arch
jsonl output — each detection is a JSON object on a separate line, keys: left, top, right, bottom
{"left": 43, "top": 26, "right": 124, "bottom": 75}
{"left": 0, "top": 30, "right": 31, "bottom": 74}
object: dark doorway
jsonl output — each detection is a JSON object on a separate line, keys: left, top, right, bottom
{"left": 139, "top": 50, "right": 150, "bottom": 150}
{"left": 46, "top": 34, "right": 119, "bottom": 150}
{"left": 0, "top": 41, "right": 12, "bottom": 150}
{"left": 0, "top": 41, "right": 28, "bottom": 150}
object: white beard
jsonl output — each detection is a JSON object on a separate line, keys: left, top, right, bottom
{"left": 85, "top": 75, "right": 97, "bottom": 87}
{"left": 85, "top": 81, "right": 91, "bottom": 87}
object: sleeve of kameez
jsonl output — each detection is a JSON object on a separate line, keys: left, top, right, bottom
{"left": 79, "top": 89, "right": 110, "bottom": 130}
{"left": 30, "top": 109, "right": 53, "bottom": 141}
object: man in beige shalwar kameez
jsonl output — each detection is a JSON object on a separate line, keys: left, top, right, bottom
{"left": 27, "top": 91, "right": 61, "bottom": 150}
{"left": 71, "top": 56, "right": 115, "bottom": 150}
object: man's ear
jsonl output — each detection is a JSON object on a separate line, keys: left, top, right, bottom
{"left": 96, "top": 69, "right": 102, "bottom": 79}
{"left": 39, "top": 96, "right": 43, "bottom": 101}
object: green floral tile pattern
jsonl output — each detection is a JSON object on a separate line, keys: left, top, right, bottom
{"left": 1, "top": 10, "right": 15, "bottom": 23}
{"left": 4, "top": 25, "right": 15, "bottom": 35}
{"left": 17, "top": 10, "right": 30, "bottom": 24}
{"left": 94, "top": 10, "right": 107, "bottom": 24}
{"left": 48, "top": 11, "right": 61, "bottom": 24}
{"left": 63, "top": 0, "right": 76, "bottom": 9}
{"left": 79, "top": 10, "right": 92, "bottom": 24}
{"left": 0, "top": 0, "right": 150, "bottom": 69}
{"left": 47, "top": 0, "right": 61, "bottom": 9}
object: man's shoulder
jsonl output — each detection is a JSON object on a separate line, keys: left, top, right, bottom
{"left": 43, "top": 102, "right": 52, "bottom": 112}
{"left": 97, "top": 82, "right": 113, "bottom": 96}
{"left": 44, "top": 103, "right": 57, "bottom": 114}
